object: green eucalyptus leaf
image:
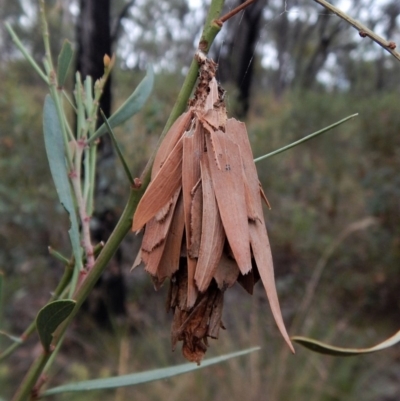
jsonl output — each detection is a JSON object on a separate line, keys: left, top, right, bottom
{"left": 42, "top": 347, "right": 260, "bottom": 396}
{"left": 92, "top": 64, "right": 154, "bottom": 141}
{"left": 57, "top": 40, "right": 74, "bottom": 87}
{"left": 36, "top": 300, "right": 75, "bottom": 352}
{"left": 43, "top": 95, "right": 82, "bottom": 266}
{"left": 292, "top": 330, "right": 400, "bottom": 356}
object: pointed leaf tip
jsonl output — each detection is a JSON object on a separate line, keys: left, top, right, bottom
{"left": 292, "top": 329, "right": 400, "bottom": 356}
{"left": 57, "top": 40, "right": 74, "bottom": 87}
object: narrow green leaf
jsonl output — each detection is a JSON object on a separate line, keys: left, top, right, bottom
{"left": 254, "top": 113, "right": 358, "bottom": 163}
{"left": 48, "top": 247, "right": 70, "bottom": 265}
{"left": 5, "top": 22, "right": 49, "bottom": 84}
{"left": 292, "top": 330, "right": 400, "bottom": 356}
{"left": 57, "top": 40, "right": 74, "bottom": 88}
{"left": 0, "top": 330, "right": 23, "bottom": 343}
{"left": 42, "top": 347, "right": 260, "bottom": 395}
{"left": 99, "top": 109, "right": 134, "bottom": 185}
{"left": 91, "top": 64, "right": 154, "bottom": 142}
{"left": 43, "top": 95, "right": 82, "bottom": 268}
{"left": 36, "top": 300, "right": 75, "bottom": 352}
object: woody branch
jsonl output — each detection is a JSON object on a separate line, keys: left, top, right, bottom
{"left": 313, "top": 0, "right": 400, "bottom": 63}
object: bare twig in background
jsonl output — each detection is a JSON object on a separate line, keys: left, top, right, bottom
{"left": 313, "top": 0, "right": 400, "bottom": 63}
{"left": 219, "top": 0, "right": 258, "bottom": 23}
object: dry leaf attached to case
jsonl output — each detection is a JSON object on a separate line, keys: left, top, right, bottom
{"left": 132, "top": 51, "right": 294, "bottom": 364}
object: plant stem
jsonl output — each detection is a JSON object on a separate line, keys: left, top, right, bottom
{"left": 0, "top": 261, "right": 73, "bottom": 363}
{"left": 11, "top": 353, "right": 50, "bottom": 401}
{"left": 87, "top": 144, "right": 97, "bottom": 217}
{"left": 70, "top": 143, "right": 95, "bottom": 275}
{"left": 64, "top": 188, "right": 145, "bottom": 325}
{"left": 140, "top": 0, "right": 225, "bottom": 183}
{"left": 10, "top": 188, "right": 142, "bottom": 401}
{"left": 314, "top": 0, "right": 400, "bottom": 62}
{"left": 39, "top": 0, "right": 54, "bottom": 72}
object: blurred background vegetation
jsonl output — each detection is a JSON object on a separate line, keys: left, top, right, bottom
{"left": 1, "top": 0, "right": 400, "bottom": 400}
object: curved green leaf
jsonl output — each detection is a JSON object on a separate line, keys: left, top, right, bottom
{"left": 43, "top": 96, "right": 82, "bottom": 267}
{"left": 91, "top": 64, "right": 154, "bottom": 141}
{"left": 57, "top": 40, "right": 73, "bottom": 87}
{"left": 292, "top": 330, "right": 400, "bottom": 356}
{"left": 42, "top": 347, "right": 260, "bottom": 396}
{"left": 36, "top": 300, "right": 76, "bottom": 352}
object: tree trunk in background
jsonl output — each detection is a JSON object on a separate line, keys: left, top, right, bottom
{"left": 218, "top": 0, "right": 268, "bottom": 118}
{"left": 76, "top": 0, "right": 126, "bottom": 327}
{"left": 76, "top": 0, "right": 112, "bottom": 119}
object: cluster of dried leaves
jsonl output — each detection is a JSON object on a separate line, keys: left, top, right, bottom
{"left": 132, "top": 52, "right": 294, "bottom": 364}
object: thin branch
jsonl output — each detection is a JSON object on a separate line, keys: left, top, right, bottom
{"left": 313, "top": 0, "right": 400, "bottom": 63}
{"left": 219, "top": 0, "right": 258, "bottom": 23}
{"left": 111, "top": 0, "right": 136, "bottom": 44}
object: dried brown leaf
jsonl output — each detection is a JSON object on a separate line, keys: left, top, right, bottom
{"left": 189, "top": 181, "right": 203, "bottom": 258}
{"left": 213, "top": 252, "right": 240, "bottom": 290}
{"left": 207, "top": 290, "right": 224, "bottom": 338}
{"left": 226, "top": 118, "right": 262, "bottom": 221}
{"left": 182, "top": 120, "right": 203, "bottom": 279}
{"left": 205, "top": 130, "right": 252, "bottom": 275}
{"left": 170, "top": 272, "right": 224, "bottom": 364}
{"left": 142, "top": 245, "right": 165, "bottom": 279}
{"left": 152, "top": 110, "right": 193, "bottom": 178}
{"left": 141, "top": 190, "right": 180, "bottom": 252}
{"left": 202, "top": 109, "right": 227, "bottom": 131}
{"left": 186, "top": 257, "right": 198, "bottom": 308}
{"left": 132, "top": 137, "right": 183, "bottom": 231}
{"left": 204, "top": 77, "right": 219, "bottom": 112}
{"left": 226, "top": 119, "right": 292, "bottom": 352}
{"left": 155, "top": 197, "right": 175, "bottom": 222}
{"left": 131, "top": 249, "right": 142, "bottom": 271}
{"left": 200, "top": 119, "right": 222, "bottom": 169}
{"left": 249, "top": 221, "right": 294, "bottom": 353}
{"left": 259, "top": 182, "right": 271, "bottom": 209}
{"left": 157, "top": 194, "right": 185, "bottom": 281}
{"left": 142, "top": 189, "right": 181, "bottom": 279}
{"left": 195, "top": 155, "right": 225, "bottom": 292}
